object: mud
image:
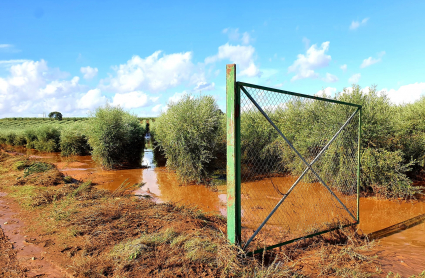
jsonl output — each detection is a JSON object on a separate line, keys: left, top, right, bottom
{"left": 0, "top": 192, "right": 66, "bottom": 277}
{"left": 3, "top": 145, "right": 425, "bottom": 276}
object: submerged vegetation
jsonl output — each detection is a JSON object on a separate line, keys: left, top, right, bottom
{"left": 150, "top": 85, "right": 424, "bottom": 199}
{"left": 247, "top": 85, "right": 424, "bottom": 199}
{"left": 154, "top": 95, "right": 225, "bottom": 184}
{"left": 86, "top": 105, "right": 145, "bottom": 169}
{"left": 0, "top": 84, "right": 424, "bottom": 198}
{"left": 0, "top": 151, "right": 387, "bottom": 277}
{"left": 0, "top": 108, "right": 146, "bottom": 169}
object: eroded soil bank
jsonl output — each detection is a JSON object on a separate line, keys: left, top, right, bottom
{"left": 1, "top": 146, "right": 424, "bottom": 277}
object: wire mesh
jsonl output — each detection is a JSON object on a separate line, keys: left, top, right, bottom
{"left": 238, "top": 83, "right": 359, "bottom": 252}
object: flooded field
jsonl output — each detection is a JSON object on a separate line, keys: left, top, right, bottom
{"left": 5, "top": 145, "right": 425, "bottom": 253}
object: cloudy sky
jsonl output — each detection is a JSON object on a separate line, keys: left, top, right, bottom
{"left": 1, "top": 0, "right": 424, "bottom": 118}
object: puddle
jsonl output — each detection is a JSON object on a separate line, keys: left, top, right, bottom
{"left": 4, "top": 145, "right": 425, "bottom": 255}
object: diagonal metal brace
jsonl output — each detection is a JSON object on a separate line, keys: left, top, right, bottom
{"left": 240, "top": 86, "right": 359, "bottom": 250}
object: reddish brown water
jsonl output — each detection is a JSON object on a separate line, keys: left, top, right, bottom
{"left": 5, "top": 146, "right": 425, "bottom": 256}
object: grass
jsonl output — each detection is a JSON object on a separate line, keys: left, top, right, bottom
{"left": 0, "top": 151, "right": 389, "bottom": 277}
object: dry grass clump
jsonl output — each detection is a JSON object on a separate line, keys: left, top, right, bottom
{"left": 14, "top": 162, "right": 64, "bottom": 187}
{"left": 0, "top": 152, "right": 382, "bottom": 277}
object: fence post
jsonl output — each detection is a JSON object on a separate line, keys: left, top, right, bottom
{"left": 226, "top": 64, "right": 241, "bottom": 245}
{"left": 357, "top": 106, "right": 362, "bottom": 223}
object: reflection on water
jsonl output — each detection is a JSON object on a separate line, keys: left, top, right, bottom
{"left": 4, "top": 145, "right": 425, "bottom": 250}
{"left": 135, "top": 148, "right": 227, "bottom": 215}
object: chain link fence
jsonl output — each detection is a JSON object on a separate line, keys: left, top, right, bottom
{"left": 232, "top": 81, "right": 361, "bottom": 253}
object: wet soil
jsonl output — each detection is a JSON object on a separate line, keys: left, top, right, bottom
{"left": 2, "top": 145, "right": 425, "bottom": 276}
{"left": 0, "top": 192, "right": 66, "bottom": 277}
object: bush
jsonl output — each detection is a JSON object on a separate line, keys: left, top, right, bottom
{"left": 154, "top": 95, "right": 224, "bottom": 183}
{"left": 393, "top": 96, "right": 425, "bottom": 168}
{"left": 240, "top": 110, "right": 278, "bottom": 175}
{"left": 5, "top": 132, "right": 16, "bottom": 146}
{"left": 240, "top": 85, "right": 422, "bottom": 199}
{"left": 86, "top": 105, "right": 145, "bottom": 169}
{"left": 24, "top": 128, "right": 38, "bottom": 149}
{"left": 60, "top": 122, "right": 91, "bottom": 156}
{"left": 361, "top": 148, "right": 419, "bottom": 199}
{"left": 13, "top": 132, "right": 27, "bottom": 146}
{"left": 33, "top": 125, "right": 61, "bottom": 152}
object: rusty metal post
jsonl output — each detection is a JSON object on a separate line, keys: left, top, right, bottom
{"left": 226, "top": 64, "right": 241, "bottom": 245}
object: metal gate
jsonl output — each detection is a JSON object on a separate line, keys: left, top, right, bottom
{"left": 226, "top": 64, "right": 361, "bottom": 254}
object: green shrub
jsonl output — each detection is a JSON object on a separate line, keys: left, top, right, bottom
{"left": 24, "top": 128, "right": 38, "bottom": 149}
{"left": 5, "top": 132, "right": 16, "bottom": 146}
{"left": 154, "top": 95, "right": 224, "bottom": 183}
{"left": 33, "top": 125, "right": 61, "bottom": 152}
{"left": 240, "top": 110, "right": 278, "bottom": 175}
{"left": 86, "top": 105, "right": 145, "bottom": 169}
{"left": 60, "top": 122, "right": 91, "bottom": 156}
{"left": 361, "top": 148, "right": 419, "bottom": 199}
{"left": 240, "top": 85, "right": 422, "bottom": 199}
{"left": 393, "top": 96, "right": 425, "bottom": 168}
{"left": 13, "top": 132, "right": 27, "bottom": 146}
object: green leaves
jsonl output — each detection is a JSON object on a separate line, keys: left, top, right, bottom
{"left": 85, "top": 105, "right": 145, "bottom": 169}
{"left": 154, "top": 95, "right": 223, "bottom": 184}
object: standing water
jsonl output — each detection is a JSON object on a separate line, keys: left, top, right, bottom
{"left": 3, "top": 145, "right": 425, "bottom": 252}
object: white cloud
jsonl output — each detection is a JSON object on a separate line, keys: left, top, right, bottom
{"left": 348, "top": 73, "right": 361, "bottom": 84}
{"left": 288, "top": 41, "right": 331, "bottom": 81}
{"left": 205, "top": 43, "right": 261, "bottom": 77}
{"left": 275, "top": 82, "right": 285, "bottom": 88}
{"left": 340, "top": 64, "right": 347, "bottom": 72}
{"left": 222, "top": 28, "right": 240, "bottom": 41}
{"left": 100, "top": 51, "right": 202, "bottom": 93}
{"left": 194, "top": 81, "right": 215, "bottom": 91}
{"left": 241, "top": 32, "right": 251, "bottom": 44}
{"left": 168, "top": 91, "right": 188, "bottom": 103}
{"left": 111, "top": 91, "right": 148, "bottom": 109}
{"left": 80, "top": 66, "right": 98, "bottom": 79}
{"left": 149, "top": 96, "right": 160, "bottom": 102}
{"left": 350, "top": 18, "right": 369, "bottom": 30}
{"left": 0, "top": 59, "right": 31, "bottom": 67}
{"left": 152, "top": 104, "right": 162, "bottom": 113}
{"left": 385, "top": 83, "right": 425, "bottom": 104}
{"left": 316, "top": 87, "right": 337, "bottom": 96}
{"left": 0, "top": 59, "right": 114, "bottom": 117}
{"left": 77, "top": 89, "right": 107, "bottom": 110}
{"left": 0, "top": 44, "right": 13, "bottom": 48}
{"left": 223, "top": 28, "right": 252, "bottom": 45}
{"left": 323, "top": 73, "right": 338, "bottom": 83}
{"left": 360, "top": 51, "right": 385, "bottom": 68}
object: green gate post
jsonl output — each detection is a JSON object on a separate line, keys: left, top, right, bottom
{"left": 226, "top": 64, "right": 241, "bottom": 245}
{"left": 357, "top": 107, "right": 362, "bottom": 223}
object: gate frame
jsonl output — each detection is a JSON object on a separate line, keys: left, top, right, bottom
{"left": 226, "top": 64, "right": 362, "bottom": 254}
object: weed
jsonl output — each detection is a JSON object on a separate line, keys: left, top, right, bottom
{"left": 111, "top": 179, "right": 144, "bottom": 197}
{"left": 13, "top": 160, "right": 29, "bottom": 171}
{"left": 23, "top": 162, "right": 54, "bottom": 177}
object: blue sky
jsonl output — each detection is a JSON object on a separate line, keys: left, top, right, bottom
{"left": 1, "top": 0, "right": 424, "bottom": 117}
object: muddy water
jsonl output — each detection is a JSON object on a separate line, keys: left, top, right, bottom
{"left": 5, "top": 146, "right": 425, "bottom": 251}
